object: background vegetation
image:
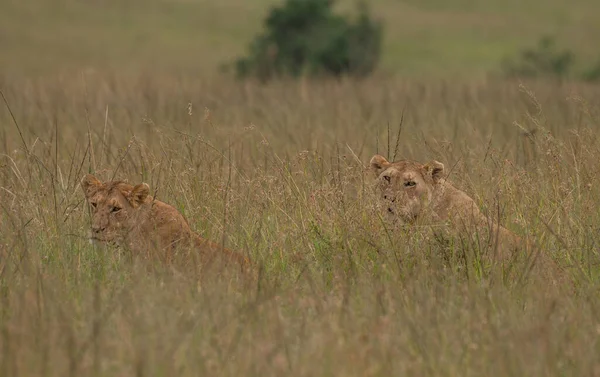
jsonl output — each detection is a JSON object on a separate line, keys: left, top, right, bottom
{"left": 233, "top": 0, "right": 382, "bottom": 80}
{"left": 2, "top": 0, "right": 600, "bottom": 78}
{"left": 1, "top": 0, "right": 600, "bottom": 376}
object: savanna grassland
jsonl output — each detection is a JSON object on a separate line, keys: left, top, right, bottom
{"left": 2, "top": 0, "right": 600, "bottom": 77}
{"left": 1, "top": 0, "right": 600, "bottom": 376}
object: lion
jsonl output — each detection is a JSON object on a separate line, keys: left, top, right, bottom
{"left": 369, "top": 155, "right": 517, "bottom": 245}
{"left": 369, "top": 154, "right": 569, "bottom": 287}
{"left": 81, "top": 174, "right": 250, "bottom": 271}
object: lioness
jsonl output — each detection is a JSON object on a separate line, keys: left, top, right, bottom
{"left": 81, "top": 174, "right": 250, "bottom": 271}
{"left": 369, "top": 154, "right": 567, "bottom": 286}
{"left": 370, "top": 155, "right": 517, "bottom": 242}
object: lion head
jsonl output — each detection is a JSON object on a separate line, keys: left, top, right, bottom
{"left": 81, "top": 174, "right": 151, "bottom": 245}
{"left": 369, "top": 154, "right": 445, "bottom": 223}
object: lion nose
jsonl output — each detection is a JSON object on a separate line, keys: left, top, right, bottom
{"left": 92, "top": 224, "right": 106, "bottom": 234}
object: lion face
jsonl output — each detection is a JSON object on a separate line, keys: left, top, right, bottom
{"left": 369, "top": 155, "right": 444, "bottom": 223}
{"left": 81, "top": 174, "right": 150, "bottom": 245}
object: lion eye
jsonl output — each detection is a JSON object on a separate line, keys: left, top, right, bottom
{"left": 404, "top": 181, "right": 416, "bottom": 187}
{"left": 111, "top": 206, "right": 122, "bottom": 213}
{"left": 383, "top": 175, "right": 391, "bottom": 183}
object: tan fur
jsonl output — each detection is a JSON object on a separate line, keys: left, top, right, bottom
{"left": 370, "top": 155, "right": 518, "bottom": 254}
{"left": 369, "top": 155, "right": 569, "bottom": 287}
{"left": 81, "top": 174, "right": 250, "bottom": 271}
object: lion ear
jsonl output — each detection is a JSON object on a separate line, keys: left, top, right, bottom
{"left": 81, "top": 174, "right": 102, "bottom": 198}
{"left": 127, "top": 183, "right": 150, "bottom": 207}
{"left": 423, "top": 160, "right": 444, "bottom": 183}
{"left": 370, "top": 155, "right": 390, "bottom": 176}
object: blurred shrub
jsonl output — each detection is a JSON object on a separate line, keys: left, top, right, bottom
{"left": 501, "top": 35, "right": 600, "bottom": 82}
{"left": 582, "top": 60, "right": 600, "bottom": 82}
{"left": 502, "top": 36, "right": 574, "bottom": 79}
{"left": 233, "top": 0, "right": 382, "bottom": 81}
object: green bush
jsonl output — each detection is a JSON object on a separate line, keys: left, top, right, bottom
{"left": 582, "top": 60, "right": 600, "bottom": 82}
{"left": 502, "top": 36, "right": 574, "bottom": 79}
{"left": 233, "top": 0, "right": 382, "bottom": 81}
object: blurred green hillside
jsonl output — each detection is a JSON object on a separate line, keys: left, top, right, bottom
{"left": 1, "top": 0, "right": 599, "bottom": 78}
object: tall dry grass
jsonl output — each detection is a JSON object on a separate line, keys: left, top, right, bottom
{"left": 1, "top": 72, "right": 599, "bottom": 376}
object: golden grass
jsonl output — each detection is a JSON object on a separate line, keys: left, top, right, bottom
{"left": 1, "top": 72, "right": 599, "bottom": 376}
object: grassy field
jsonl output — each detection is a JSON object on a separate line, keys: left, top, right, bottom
{"left": 1, "top": 0, "right": 600, "bottom": 375}
{"left": 1, "top": 0, "right": 600, "bottom": 77}
{"left": 1, "top": 73, "right": 600, "bottom": 376}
